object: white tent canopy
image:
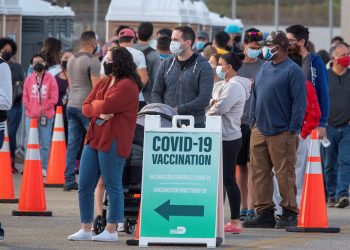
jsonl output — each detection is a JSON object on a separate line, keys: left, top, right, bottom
{"left": 106, "top": 0, "right": 234, "bottom": 27}
{"left": 0, "top": 0, "right": 74, "bottom": 16}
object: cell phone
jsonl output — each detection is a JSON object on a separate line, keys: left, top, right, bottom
{"left": 40, "top": 116, "right": 47, "bottom": 126}
{"left": 95, "top": 118, "right": 105, "bottom": 126}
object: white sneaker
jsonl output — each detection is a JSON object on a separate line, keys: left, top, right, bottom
{"left": 42, "top": 169, "right": 47, "bottom": 177}
{"left": 68, "top": 229, "right": 92, "bottom": 241}
{"left": 92, "top": 230, "right": 118, "bottom": 242}
{"left": 117, "top": 223, "right": 124, "bottom": 232}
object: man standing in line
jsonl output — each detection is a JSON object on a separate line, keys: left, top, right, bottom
{"left": 64, "top": 31, "right": 101, "bottom": 191}
{"left": 134, "top": 22, "right": 161, "bottom": 104}
{"left": 323, "top": 42, "right": 350, "bottom": 208}
{"left": 243, "top": 31, "right": 306, "bottom": 229}
{"left": 0, "top": 41, "right": 13, "bottom": 242}
{"left": 286, "top": 25, "right": 329, "bottom": 206}
{"left": 151, "top": 26, "right": 214, "bottom": 128}
{"left": 236, "top": 28, "right": 265, "bottom": 221}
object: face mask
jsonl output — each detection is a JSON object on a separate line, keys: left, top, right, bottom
{"left": 216, "top": 65, "right": 226, "bottom": 80}
{"left": 337, "top": 55, "right": 350, "bottom": 68}
{"left": 103, "top": 62, "right": 113, "bottom": 75}
{"left": 61, "top": 60, "right": 68, "bottom": 70}
{"left": 262, "top": 46, "right": 278, "bottom": 61}
{"left": 247, "top": 48, "right": 261, "bottom": 59}
{"left": 1, "top": 51, "right": 12, "bottom": 62}
{"left": 170, "top": 41, "right": 185, "bottom": 56}
{"left": 34, "top": 63, "right": 45, "bottom": 73}
{"left": 196, "top": 41, "right": 206, "bottom": 51}
{"left": 234, "top": 35, "right": 242, "bottom": 43}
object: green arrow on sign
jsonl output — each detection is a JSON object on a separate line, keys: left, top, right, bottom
{"left": 155, "top": 200, "right": 204, "bottom": 221}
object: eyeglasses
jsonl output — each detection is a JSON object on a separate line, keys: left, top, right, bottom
{"left": 246, "top": 31, "right": 262, "bottom": 37}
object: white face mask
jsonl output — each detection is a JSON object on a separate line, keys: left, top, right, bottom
{"left": 170, "top": 41, "right": 185, "bottom": 56}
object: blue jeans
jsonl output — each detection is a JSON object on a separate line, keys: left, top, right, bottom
{"left": 7, "top": 102, "right": 23, "bottom": 159}
{"left": 0, "top": 127, "right": 4, "bottom": 149}
{"left": 65, "top": 107, "right": 90, "bottom": 186}
{"left": 324, "top": 124, "right": 350, "bottom": 199}
{"left": 78, "top": 140, "right": 125, "bottom": 224}
{"left": 25, "top": 116, "right": 54, "bottom": 170}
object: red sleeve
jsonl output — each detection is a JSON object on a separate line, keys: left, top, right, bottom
{"left": 92, "top": 79, "right": 139, "bottom": 114}
{"left": 82, "top": 78, "right": 106, "bottom": 118}
{"left": 301, "top": 82, "right": 321, "bottom": 139}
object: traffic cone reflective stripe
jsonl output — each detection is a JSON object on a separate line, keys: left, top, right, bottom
{"left": 286, "top": 130, "right": 339, "bottom": 233}
{"left": 12, "top": 119, "right": 52, "bottom": 216}
{"left": 0, "top": 122, "right": 18, "bottom": 203}
{"left": 45, "top": 106, "right": 66, "bottom": 187}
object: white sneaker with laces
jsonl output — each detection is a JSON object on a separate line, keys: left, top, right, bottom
{"left": 68, "top": 229, "right": 92, "bottom": 241}
{"left": 42, "top": 169, "right": 47, "bottom": 177}
{"left": 92, "top": 230, "right": 118, "bottom": 242}
{"left": 117, "top": 223, "right": 124, "bottom": 232}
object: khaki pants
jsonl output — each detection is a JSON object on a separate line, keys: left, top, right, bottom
{"left": 250, "top": 127, "right": 299, "bottom": 213}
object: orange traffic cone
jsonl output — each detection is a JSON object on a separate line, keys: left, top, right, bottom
{"left": 286, "top": 130, "right": 339, "bottom": 233}
{"left": 45, "top": 106, "right": 66, "bottom": 187}
{"left": 0, "top": 122, "right": 18, "bottom": 203}
{"left": 12, "top": 119, "right": 52, "bottom": 216}
{"left": 126, "top": 209, "right": 140, "bottom": 246}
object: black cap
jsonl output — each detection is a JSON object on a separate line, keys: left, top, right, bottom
{"left": 259, "top": 31, "right": 289, "bottom": 50}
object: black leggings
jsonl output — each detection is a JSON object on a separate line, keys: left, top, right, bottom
{"left": 222, "top": 138, "right": 242, "bottom": 220}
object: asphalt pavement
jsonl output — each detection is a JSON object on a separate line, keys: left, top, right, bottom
{"left": 1, "top": 164, "right": 350, "bottom": 250}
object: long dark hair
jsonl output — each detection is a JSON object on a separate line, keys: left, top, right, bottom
{"left": 111, "top": 47, "right": 142, "bottom": 91}
{"left": 41, "top": 37, "right": 62, "bottom": 67}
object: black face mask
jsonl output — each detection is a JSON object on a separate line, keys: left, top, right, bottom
{"left": 103, "top": 62, "right": 113, "bottom": 75}
{"left": 61, "top": 60, "right": 68, "bottom": 70}
{"left": 234, "top": 35, "right": 242, "bottom": 43}
{"left": 34, "top": 63, "right": 45, "bottom": 73}
{"left": 1, "top": 51, "right": 12, "bottom": 62}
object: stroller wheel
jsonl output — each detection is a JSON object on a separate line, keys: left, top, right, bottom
{"left": 124, "top": 218, "right": 136, "bottom": 234}
{"left": 93, "top": 215, "right": 106, "bottom": 235}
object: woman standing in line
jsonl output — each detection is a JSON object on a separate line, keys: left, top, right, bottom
{"left": 68, "top": 47, "right": 141, "bottom": 242}
{"left": 207, "top": 52, "right": 251, "bottom": 233}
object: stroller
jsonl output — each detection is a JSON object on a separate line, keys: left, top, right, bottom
{"left": 93, "top": 104, "right": 177, "bottom": 235}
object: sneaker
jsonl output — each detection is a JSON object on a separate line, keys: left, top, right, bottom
{"left": 239, "top": 209, "right": 248, "bottom": 221}
{"left": 12, "top": 165, "right": 19, "bottom": 174}
{"left": 245, "top": 209, "right": 256, "bottom": 221}
{"left": 42, "top": 169, "right": 47, "bottom": 177}
{"left": 335, "top": 197, "right": 350, "bottom": 208}
{"left": 63, "top": 182, "right": 79, "bottom": 191}
{"left": 327, "top": 198, "right": 337, "bottom": 207}
{"left": 242, "top": 209, "right": 276, "bottom": 228}
{"left": 275, "top": 209, "right": 298, "bottom": 229}
{"left": 92, "top": 229, "right": 118, "bottom": 242}
{"left": 224, "top": 222, "right": 242, "bottom": 234}
{"left": 68, "top": 229, "right": 92, "bottom": 241}
{"left": 117, "top": 223, "right": 125, "bottom": 232}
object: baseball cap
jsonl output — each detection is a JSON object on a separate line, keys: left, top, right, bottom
{"left": 118, "top": 28, "right": 136, "bottom": 39}
{"left": 224, "top": 24, "right": 241, "bottom": 34}
{"left": 198, "top": 31, "right": 209, "bottom": 40}
{"left": 259, "top": 31, "right": 289, "bottom": 50}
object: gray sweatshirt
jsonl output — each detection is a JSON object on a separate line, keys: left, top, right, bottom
{"left": 151, "top": 54, "right": 214, "bottom": 125}
{"left": 207, "top": 76, "right": 251, "bottom": 141}
{"left": 0, "top": 61, "right": 12, "bottom": 111}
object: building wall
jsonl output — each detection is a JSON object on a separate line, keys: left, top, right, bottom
{"left": 341, "top": 0, "right": 350, "bottom": 43}
{"left": 0, "top": 15, "right": 22, "bottom": 63}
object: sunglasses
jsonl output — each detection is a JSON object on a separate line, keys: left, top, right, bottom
{"left": 247, "top": 31, "right": 263, "bottom": 37}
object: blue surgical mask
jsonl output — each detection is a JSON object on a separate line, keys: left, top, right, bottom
{"left": 262, "top": 46, "right": 278, "bottom": 61}
{"left": 216, "top": 66, "right": 226, "bottom": 80}
{"left": 196, "top": 41, "right": 206, "bottom": 51}
{"left": 247, "top": 48, "right": 261, "bottom": 59}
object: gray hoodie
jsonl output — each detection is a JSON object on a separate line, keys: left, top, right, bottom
{"left": 207, "top": 76, "right": 251, "bottom": 141}
{"left": 151, "top": 54, "right": 214, "bottom": 125}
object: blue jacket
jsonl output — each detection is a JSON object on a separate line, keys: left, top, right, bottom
{"left": 308, "top": 53, "right": 329, "bottom": 127}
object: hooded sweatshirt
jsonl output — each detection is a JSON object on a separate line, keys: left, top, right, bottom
{"left": 23, "top": 71, "right": 58, "bottom": 119}
{"left": 207, "top": 76, "right": 251, "bottom": 141}
{"left": 151, "top": 54, "right": 214, "bottom": 125}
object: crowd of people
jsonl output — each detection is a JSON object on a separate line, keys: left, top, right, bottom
{"left": 0, "top": 20, "right": 350, "bottom": 242}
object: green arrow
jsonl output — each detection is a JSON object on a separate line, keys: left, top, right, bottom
{"left": 155, "top": 200, "right": 204, "bottom": 221}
